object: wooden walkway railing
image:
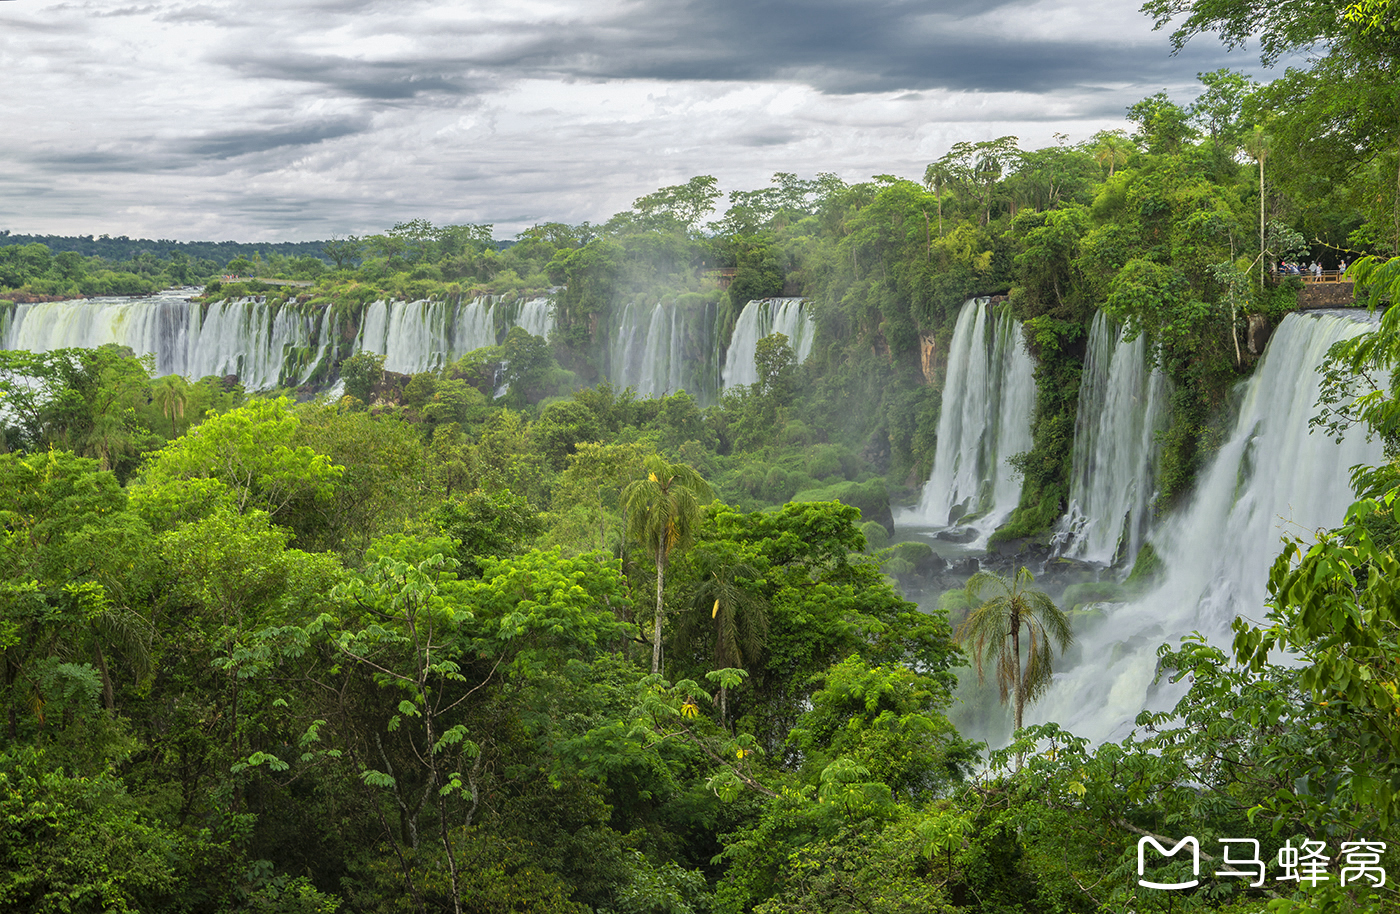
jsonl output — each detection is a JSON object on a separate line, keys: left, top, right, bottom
{"left": 1287, "top": 269, "right": 1349, "bottom": 284}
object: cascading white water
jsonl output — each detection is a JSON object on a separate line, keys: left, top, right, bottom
{"left": 358, "top": 297, "right": 503, "bottom": 374}
{"left": 0, "top": 290, "right": 551, "bottom": 389}
{"left": 0, "top": 289, "right": 335, "bottom": 389}
{"left": 1032, "top": 310, "right": 1384, "bottom": 744}
{"left": 513, "top": 296, "right": 553, "bottom": 339}
{"left": 1053, "top": 312, "right": 1171, "bottom": 565}
{"left": 608, "top": 298, "right": 719, "bottom": 400}
{"left": 914, "top": 298, "right": 1036, "bottom": 535}
{"left": 722, "top": 298, "right": 815, "bottom": 388}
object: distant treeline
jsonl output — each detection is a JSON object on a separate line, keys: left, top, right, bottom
{"left": 0, "top": 230, "right": 332, "bottom": 266}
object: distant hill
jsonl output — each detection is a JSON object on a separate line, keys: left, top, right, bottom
{"left": 0, "top": 231, "right": 332, "bottom": 265}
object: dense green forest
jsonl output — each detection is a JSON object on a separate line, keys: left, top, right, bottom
{"left": 6, "top": 0, "right": 1400, "bottom": 911}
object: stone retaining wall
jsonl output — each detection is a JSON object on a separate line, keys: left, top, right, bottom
{"left": 1297, "top": 281, "right": 1356, "bottom": 309}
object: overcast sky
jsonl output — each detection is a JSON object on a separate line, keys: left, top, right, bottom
{"left": 0, "top": 0, "right": 1256, "bottom": 242}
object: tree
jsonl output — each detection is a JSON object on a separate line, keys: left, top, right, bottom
{"left": 621, "top": 456, "right": 713, "bottom": 674}
{"left": 1189, "top": 68, "right": 1255, "bottom": 175}
{"left": 753, "top": 332, "right": 796, "bottom": 401}
{"left": 340, "top": 351, "right": 385, "bottom": 404}
{"left": 631, "top": 176, "right": 722, "bottom": 234}
{"left": 1243, "top": 125, "right": 1271, "bottom": 289}
{"left": 1127, "top": 92, "right": 1197, "bottom": 155}
{"left": 1146, "top": 0, "right": 1400, "bottom": 250}
{"left": 680, "top": 545, "right": 768, "bottom": 725}
{"left": 956, "top": 567, "right": 1072, "bottom": 735}
{"left": 151, "top": 375, "right": 188, "bottom": 438}
{"left": 322, "top": 235, "right": 362, "bottom": 269}
{"left": 137, "top": 397, "right": 342, "bottom": 525}
{"left": 922, "top": 160, "right": 960, "bottom": 235}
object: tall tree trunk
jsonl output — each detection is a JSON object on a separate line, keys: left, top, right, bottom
{"left": 1259, "top": 157, "right": 1266, "bottom": 290}
{"left": 94, "top": 642, "right": 114, "bottom": 711}
{"left": 426, "top": 715, "right": 464, "bottom": 914}
{"left": 652, "top": 553, "right": 666, "bottom": 674}
{"left": 1012, "top": 618, "right": 1024, "bottom": 772}
{"left": 1012, "top": 621, "right": 1023, "bottom": 733}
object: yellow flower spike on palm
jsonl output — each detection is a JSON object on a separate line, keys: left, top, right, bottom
{"left": 736, "top": 748, "right": 748, "bottom": 759}
{"left": 712, "top": 598, "right": 720, "bottom": 619}
{"left": 681, "top": 701, "right": 699, "bottom": 719}
{"left": 648, "top": 472, "right": 658, "bottom": 482}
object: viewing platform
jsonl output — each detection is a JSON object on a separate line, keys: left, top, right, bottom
{"left": 1296, "top": 269, "right": 1348, "bottom": 284}
{"left": 706, "top": 268, "right": 738, "bottom": 290}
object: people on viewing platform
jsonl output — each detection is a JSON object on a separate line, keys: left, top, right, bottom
{"left": 1274, "top": 260, "right": 1350, "bottom": 283}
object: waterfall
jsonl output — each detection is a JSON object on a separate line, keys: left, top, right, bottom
{"left": 722, "top": 298, "right": 815, "bottom": 389}
{"left": 513, "top": 296, "right": 553, "bottom": 338}
{"left": 0, "top": 290, "right": 550, "bottom": 389}
{"left": 1032, "top": 310, "right": 1384, "bottom": 744}
{"left": 1, "top": 290, "right": 334, "bottom": 389}
{"left": 1052, "top": 312, "right": 1171, "bottom": 565}
{"left": 452, "top": 297, "right": 496, "bottom": 355}
{"left": 914, "top": 298, "right": 1036, "bottom": 535}
{"left": 608, "top": 298, "right": 720, "bottom": 400}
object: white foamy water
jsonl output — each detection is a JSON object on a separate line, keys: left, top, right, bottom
{"left": 0, "top": 290, "right": 553, "bottom": 389}
{"left": 911, "top": 298, "right": 1036, "bottom": 539}
{"left": 1052, "top": 311, "right": 1171, "bottom": 566}
{"left": 1032, "top": 310, "right": 1384, "bottom": 744}
{"left": 722, "top": 298, "right": 815, "bottom": 389}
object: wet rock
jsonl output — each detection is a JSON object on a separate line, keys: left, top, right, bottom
{"left": 935, "top": 526, "right": 979, "bottom": 544}
{"left": 1247, "top": 312, "right": 1273, "bottom": 356}
{"left": 947, "top": 557, "right": 980, "bottom": 577}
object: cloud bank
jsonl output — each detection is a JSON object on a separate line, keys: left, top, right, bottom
{"left": 0, "top": 0, "right": 1252, "bottom": 240}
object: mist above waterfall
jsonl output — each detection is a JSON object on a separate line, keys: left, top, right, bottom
{"left": 608, "top": 298, "right": 721, "bottom": 400}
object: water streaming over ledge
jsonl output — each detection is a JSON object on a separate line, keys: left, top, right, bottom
{"left": 0, "top": 291, "right": 818, "bottom": 403}
{"left": 911, "top": 298, "right": 1036, "bottom": 539}
{"left": 1052, "top": 311, "right": 1172, "bottom": 566}
{"left": 0, "top": 290, "right": 554, "bottom": 389}
{"left": 609, "top": 298, "right": 721, "bottom": 400}
{"left": 722, "top": 298, "right": 815, "bottom": 389}
{"left": 1031, "top": 309, "right": 1384, "bottom": 744}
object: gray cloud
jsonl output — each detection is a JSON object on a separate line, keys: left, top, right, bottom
{"left": 189, "top": 0, "right": 1235, "bottom": 108}
{"left": 1, "top": 0, "right": 1267, "bottom": 240}
{"left": 327, "top": 0, "right": 1240, "bottom": 96}
{"left": 212, "top": 50, "right": 496, "bottom": 101}
{"left": 185, "top": 117, "right": 370, "bottom": 158}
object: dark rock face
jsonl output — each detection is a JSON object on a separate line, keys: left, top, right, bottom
{"left": 1247, "top": 313, "right": 1273, "bottom": 356}
{"left": 947, "top": 557, "right": 980, "bottom": 577}
{"left": 935, "top": 526, "right": 979, "bottom": 544}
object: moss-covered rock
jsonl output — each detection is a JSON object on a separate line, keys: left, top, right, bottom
{"left": 1126, "top": 542, "right": 1162, "bottom": 589}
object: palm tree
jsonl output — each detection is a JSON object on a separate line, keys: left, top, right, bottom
{"left": 622, "top": 456, "right": 713, "bottom": 674}
{"left": 1091, "top": 131, "right": 1132, "bottom": 179}
{"left": 680, "top": 549, "right": 768, "bottom": 725}
{"left": 152, "top": 375, "right": 189, "bottom": 437}
{"left": 956, "top": 566, "right": 1073, "bottom": 735}
{"left": 923, "top": 160, "right": 956, "bottom": 237}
